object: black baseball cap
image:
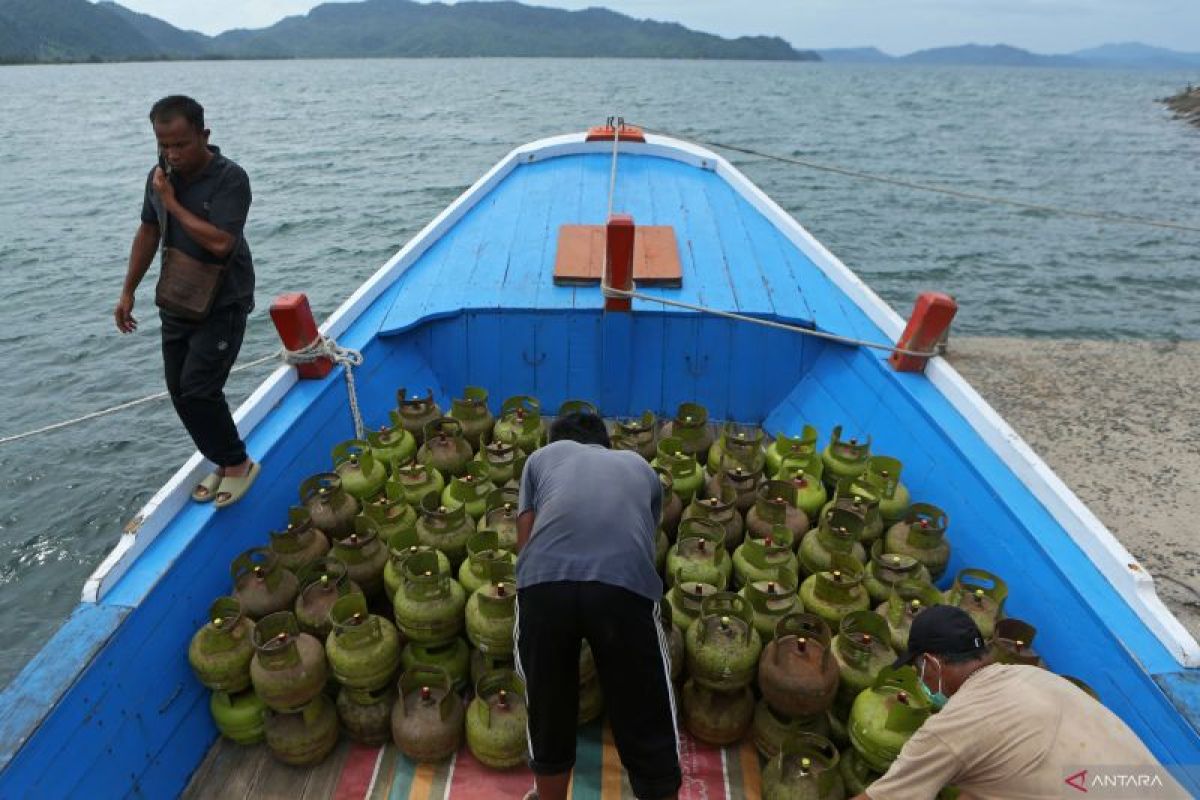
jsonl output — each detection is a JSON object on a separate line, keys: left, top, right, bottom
{"left": 893, "top": 605, "right": 986, "bottom": 667}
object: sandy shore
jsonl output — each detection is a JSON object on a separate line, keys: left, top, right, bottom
{"left": 946, "top": 337, "right": 1200, "bottom": 645}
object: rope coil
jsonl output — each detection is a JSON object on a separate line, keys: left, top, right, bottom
{"left": 282, "top": 337, "right": 366, "bottom": 439}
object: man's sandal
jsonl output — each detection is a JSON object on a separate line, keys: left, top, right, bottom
{"left": 191, "top": 472, "right": 222, "bottom": 503}
{"left": 214, "top": 462, "right": 261, "bottom": 509}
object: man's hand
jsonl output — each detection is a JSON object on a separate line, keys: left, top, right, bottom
{"left": 114, "top": 292, "right": 137, "bottom": 333}
{"left": 151, "top": 166, "right": 176, "bottom": 209}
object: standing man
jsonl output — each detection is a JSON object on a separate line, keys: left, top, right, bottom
{"left": 854, "top": 605, "right": 1187, "bottom": 799}
{"left": 114, "top": 95, "right": 259, "bottom": 508}
{"left": 515, "top": 412, "right": 681, "bottom": 800}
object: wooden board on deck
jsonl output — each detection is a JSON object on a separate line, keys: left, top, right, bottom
{"left": 553, "top": 224, "right": 682, "bottom": 286}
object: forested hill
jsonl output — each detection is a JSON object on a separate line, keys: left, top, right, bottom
{"left": 0, "top": 0, "right": 818, "bottom": 63}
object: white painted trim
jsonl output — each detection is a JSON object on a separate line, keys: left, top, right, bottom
{"left": 79, "top": 128, "right": 1200, "bottom": 666}
{"left": 82, "top": 365, "right": 297, "bottom": 602}
{"left": 658, "top": 135, "right": 1200, "bottom": 667}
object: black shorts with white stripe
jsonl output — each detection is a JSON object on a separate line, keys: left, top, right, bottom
{"left": 514, "top": 581, "right": 682, "bottom": 799}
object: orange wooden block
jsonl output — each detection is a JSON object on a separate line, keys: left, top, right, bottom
{"left": 585, "top": 124, "right": 646, "bottom": 142}
{"left": 553, "top": 224, "right": 682, "bottom": 287}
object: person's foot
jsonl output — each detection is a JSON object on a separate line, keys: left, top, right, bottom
{"left": 222, "top": 459, "right": 252, "bottom": 478}
{"left": 191, "top": 467, "right": 225, "bottom": 502}
{"left": 215, "top": 461, "right": 261, "bottom": 509}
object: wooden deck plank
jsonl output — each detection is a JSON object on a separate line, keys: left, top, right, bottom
{"left": 552, "top": 225, "right": 682, "bottom": 286}
{"left": 181, "top": 739, "right": 267, "bottom": 800}
{"left": 301, "top": 738, "right": 353, "bottom": 800}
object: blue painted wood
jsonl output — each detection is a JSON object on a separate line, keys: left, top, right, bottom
{"left": 6, "top": 141, "right": 1200, "bottom": 800}
{"left": 1154, "top": 671, "right": 1200, "bottom": 745}
{"left": 0, "top": 604, "right": 128, "bottom": 771}
{"left": 766, "top": 343, "right": 1200, "bottom": 773}
{"left": 599, "top": 311, "right": 633, "bottom": 417}
{"left": 625, "top": 311, "right": 665, "bottom": 417}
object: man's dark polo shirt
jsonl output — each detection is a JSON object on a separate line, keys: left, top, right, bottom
{"left": 141, "top": 145, "right": 255, "bottom": 313}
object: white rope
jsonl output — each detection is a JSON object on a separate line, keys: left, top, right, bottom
{"left": 679, "top": 134, "right": 1200, "bottom": 234}
{"left": 607, "top": 115, "right": 621, "bottom": 220}
{"left": 600, "top": 283, "right": 937, "bottom": 357}
{"left": 0, "top": 352, "right": 280, "bottom": 446}
{"left": 282, "top": 336, "right": 366, "bottom": 439}
{"left": 597, "top": 122, "right": 934, "bottom": 357}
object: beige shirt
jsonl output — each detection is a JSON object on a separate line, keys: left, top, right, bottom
{"left": 865, "top": 664, "right": 1187, "bottom": 800}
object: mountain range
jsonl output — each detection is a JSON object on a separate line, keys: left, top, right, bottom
{"left": 0, "top": 0, "right": 813, "bottom": 63}
{"left": 817, "top": 42, "right": 1200, "bottom": 70}
{"left": 1, "top": 0, "right": 1199, "bottom": 69}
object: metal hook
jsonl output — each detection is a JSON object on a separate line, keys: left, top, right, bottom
{"left": 522, "top": 351, "right": 547, "bottom": 367}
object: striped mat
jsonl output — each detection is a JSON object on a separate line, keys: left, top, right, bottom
{"left": 332, "top": 721, "right": 762, "bottom": 800}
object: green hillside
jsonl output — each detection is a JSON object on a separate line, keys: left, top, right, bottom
{"left": 0, "top": 0, "right": 815, "bottom": 64}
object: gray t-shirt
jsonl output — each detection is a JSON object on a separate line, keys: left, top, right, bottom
{"left": 517, "top": 440, "right": 663, "bottom": 602}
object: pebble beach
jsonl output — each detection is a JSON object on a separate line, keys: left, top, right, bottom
{"left": 947, "top": 337, "right": 1200, "bottom": 642}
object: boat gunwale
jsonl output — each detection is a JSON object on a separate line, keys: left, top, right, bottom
{"left": 80, "top": 129, "right": 1200, "bottom": 670}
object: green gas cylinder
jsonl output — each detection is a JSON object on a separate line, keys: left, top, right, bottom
{"left": 661, "top": 402, "right": 714, "bottom": 465}
{"left": 879, "top": 580, "right": 944, "bottom": 652}
{"left": 864, "top": 540, "right": 931, "bottom": 605}
{"left": 832, "top": 610, "right": 896, "bottom": 717}
{"left": 707, "top": 422, "right": 766, "bottom": 476}
{"left": 740, "top": 569, "right": 803, "bottom": 642}
{"left": 664, "top": 518, "right": 730, "bottom": 589}
{"left": 325, "top": 593, "right": 401, "bottom": 693}
{"left": 821, "top": 425, "right": 871, "bottom": 490}
{"left": 188, "top": 597, "right": 255, "bottom": 693}
{"left": 732, "top": 526, "right": 799, "bottom": 589}
{"left": 393, "top": 388, "right": 441, "bottom": 445}
{"left": 466, "top": 670, "right": 528, "bottom": 769}
{"left": 884, "top": 503, "right": 951, "bottom": 581}
{"left": 848, "top": 666, "right": 932, "bottom": 772}
{"left": 766, "top": 425, "right": 819, "bottom": 479}
{"left": 493, "top": 395, "right": 546, "bottom": 454}
{"left": 945, "top": 568, "right": 1008, "bottom": 639}
{"left": 762, "top": 733, "right": 846, "bottom": 800}
{"left": 449, "top": 386, "right": 494, "bottom": 450}
{"left": 800, "top": 507, "right": 868, "bottom": 577}
{"left": 418, "top": 417, "right": 475, "bottom": 478}
{"left": 682, "top": 486, "right": 745, "bottom": 550}
{"left": 799, "top": 554, "right": 870, "bottom": 629}
{"left": 653, "top": 437, "right": 705, "bottom": 505}
{"left": 209, "top": 689, "right": 266, "bottom": 744}
{"left": 392, "top": 551, "right": 466, "bottom": 645}
{"left": 611, "top": 411, "right": 657, "bottom": 460}
{"left": 268, "top": 507, "right": 330, "bottom": 573}
{"left": 333, "top": 439, "right": 388, "bottom": 500}
{"left": 367, "top": 421, "right": 417, "bottom": 472}
{"left": 684, "top": 592, "right": 762, "bottom": 691}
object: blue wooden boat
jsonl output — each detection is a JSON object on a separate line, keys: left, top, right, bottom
{"left": 1, "top": 127, "right": 1197, "bottom": 798}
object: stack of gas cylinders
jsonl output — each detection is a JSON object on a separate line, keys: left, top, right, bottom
{"left": 186, "top": 389, "right": 1073, "bottom": 798}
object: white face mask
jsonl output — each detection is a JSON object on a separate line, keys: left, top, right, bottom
{"left": 920, "top": 655, "right": 949, "bottom": 710}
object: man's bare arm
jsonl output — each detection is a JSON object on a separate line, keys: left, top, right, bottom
{"left": 115, "top": 221, "right": 160, "bottom": 333}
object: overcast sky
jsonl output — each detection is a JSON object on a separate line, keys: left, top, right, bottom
{"left": 109, "top": 0, "right": 1200, "bottom": 54}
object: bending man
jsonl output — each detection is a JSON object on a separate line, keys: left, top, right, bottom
{"left": 515, "top": 412, "right": 681, "bottom": 800}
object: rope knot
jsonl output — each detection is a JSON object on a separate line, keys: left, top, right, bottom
{"left": 283, "top": 336, "right": 366, "bottom": 438}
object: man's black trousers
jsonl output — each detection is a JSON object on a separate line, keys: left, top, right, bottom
{"left": 160, "top": 306, "right": 248, "bottom": 468}
{"left": 514, "top": 581, "right": 681, "bottom": 799}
